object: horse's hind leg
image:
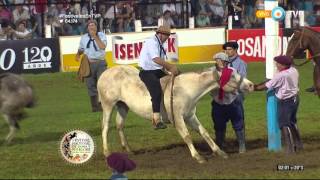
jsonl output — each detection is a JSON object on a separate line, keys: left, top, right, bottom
{"left": 101, "top": 102, "right": 114, "bottom": 156}
{"left": 3, "top": 114, "right": 18, "bottom": 144}
{"left": 115, "top": 101, "right": 132, "bottom": 153}
{"left": 174, "top": 115, "right": 206, "bottom": 163}
{"left": 185, "top": 114, "right": 228, "bottom": 159}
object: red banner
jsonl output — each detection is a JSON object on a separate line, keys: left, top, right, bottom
{"left": 227, "top": 27, "right": 320, "bottom": 62}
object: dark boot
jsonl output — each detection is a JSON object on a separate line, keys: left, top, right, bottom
{"left": 215, "top": 130, "right": 226, "bottom": 150}
{"left": 305, "top": 86, "right": 315, "bottom": 92}
{"left": 152, "top": 113, "right": 167, "bottom": 130}
{"left": 291, "top": 125, "right": 303, "bottom": 152}
{"left": 235, "top": 129, "right": 246, "bottom": 153}
{"left": 90, "top": 96, "right": 101, "bottom": 112}
{"left": 281, "top": 126, "right": 295, "bottom": 154}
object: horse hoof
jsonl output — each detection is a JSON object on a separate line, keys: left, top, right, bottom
{"left": 195, "top": 155, "right": 207, "bottom": 164}
{"left": 103, "top": 150, "right": 110, "bottom": 157}
{"left": 217, "top": 149, "right": 228, "bottom": 159}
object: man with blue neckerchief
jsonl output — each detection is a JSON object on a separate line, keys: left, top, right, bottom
{"left": 76, "top": 19, "right": 107, "bottom": 112}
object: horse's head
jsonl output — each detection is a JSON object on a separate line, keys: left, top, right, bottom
{"left": 286, "top": 28, "right": 308, "bottom": 58}
{"left": 215, "top": 68, "right": 254, "bottom": 94}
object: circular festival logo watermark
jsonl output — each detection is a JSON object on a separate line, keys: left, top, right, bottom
{"left": 59, "top": 130, "right": 95, "bottom": 165}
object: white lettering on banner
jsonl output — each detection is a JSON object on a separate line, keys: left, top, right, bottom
{"left": 23, "top": 62, "right": 52, "bottom": 69}
{"left": 22, "top": 46, "right": 53, "bottom": 70}
{"left": 238, "top": 36, "right": 291, "bottom": 58}
{"left": 0, "top": 49, "right": 16, "bottom": 70}
{"left": 112, "top": 34, "right": 179, "bottom": 64}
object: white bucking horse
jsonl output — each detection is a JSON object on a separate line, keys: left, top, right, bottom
{"left": 97, "top": 65, "right": 254, "bottom": 163}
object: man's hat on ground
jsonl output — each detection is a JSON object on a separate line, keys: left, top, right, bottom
{"left": 106, "top": 153, "right": 136, "bottom": 173}
{"left": 156, "top": 25, "right": 171, "bottom": 35}
{"left": 213, "top": 52, "right": 230, "bottom": 62}
{"left": 274, "top": 55, "right": 292, "bottom": 66}
{"left": 223, "top": 41, "right": 239, "bottom": 50}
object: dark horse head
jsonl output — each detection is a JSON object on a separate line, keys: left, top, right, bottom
{"left": 286, "top": 27, "right": 320, "bottom": 97}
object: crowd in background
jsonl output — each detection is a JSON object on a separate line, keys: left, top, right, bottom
{"left": 1, "top": 0, "right": 320, "bottom": 40}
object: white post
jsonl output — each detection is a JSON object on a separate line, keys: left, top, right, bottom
{"left": 285, "top": 11, "right": 292, "bottom": 28}
{"left": 134, "top": 20, "right": 142, "bottom": 32}
{"left": 45, "top": 24, "right": 52, "bottom": 38}
{"left": 265, "top": 1, "right": 278, "bottom": 79}
{"left": 265, "top": 0, "right": 281, "bottom": 152}
{"left": 228, "top": 15, "right": 233, "bottom": 30}
{"left": 299, "top": 11, "right": 304, "bottom": 26}
{"left": 189, "top": 17, "right": 194, "bottom": 29}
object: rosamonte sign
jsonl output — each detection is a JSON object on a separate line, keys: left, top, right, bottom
{"left": 227, "top": 27, "right": 320, "bottom": 62}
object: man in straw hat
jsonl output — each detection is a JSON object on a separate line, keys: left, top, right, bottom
{"left": 106, "top": 153, "right": 136, "bottom": 180}
{"left": 138, "top": 25, "right": 179, "bottom": 130}
{"left": 76, "top": 19, "right": 107, "bottom": 112}
{"left": 254, "top": 55, "right": 302, "bottom": 154}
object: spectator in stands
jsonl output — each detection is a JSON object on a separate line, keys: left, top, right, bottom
{"left": 0, "top": 1, "right": 13, "bottom": 23}
{"left": 225, "top": 0, "right": 244, "bottom": 29}
{"left": 304, "top": 0, "right": 316, "bottom": 26}
{"left": 114, "top": 1, "right": 133, "bottom": 32}
{"left": 142, "top": 11, "right": 156, "bottom": 27}
{"left": 287, "top": 0, "right": 300, "bottom": 10}
{"left": 243, "top": 0, "right": 255, "bottom": 28}
{"left": 205, "top": 0, "right": 225, "bottom": 26}
{"left": 159, "top": 10, "right": 175, "bottom": 28}
{"left": 253, "top": 0, "right": 264, "bottom": 28}
{"left": 0, "top": 20, "right": 14, "bottom": 40}
{"left": 12, "top": 5, "right": 30, "bottom": 24}
{"left": 278, "top": 0, "right": 288, "bottom": 10}
{"left": 13, "top": 19, "right": 37, "bottom": 39}
{"left": 196, "top": 10, "right": 211, "bottom": 27}
{"left": 96, "top": 4, "right": 109, "bottom": 33}
{"left": 162, "top": 2, "right": 180, "bottom": 26}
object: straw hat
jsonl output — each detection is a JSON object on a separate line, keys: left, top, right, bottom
{"left": 106, "top": 153, "right": 136, "bottom": 173}
{"left": 156, "top": 25, "right": 171, "bottom": 35}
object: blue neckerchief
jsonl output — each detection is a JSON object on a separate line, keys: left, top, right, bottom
{"left": 155, "top": 34, "right": 167, "bottom": 59}
{"left": 86, "top": 33, "right": 98, "bottom": 51}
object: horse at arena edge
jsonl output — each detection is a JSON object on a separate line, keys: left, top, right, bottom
{"left": 0, "top": 73, "right": 35, "bottom": 144}
{"left": 286, "top": 26, "right": 320, "bottom": 97}
{"left": 97, "top": 65, "right": 254, "bottom": 163}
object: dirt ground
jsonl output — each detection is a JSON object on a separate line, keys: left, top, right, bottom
{"left": 129, "top": 136, "right": 320, "bottom": 179}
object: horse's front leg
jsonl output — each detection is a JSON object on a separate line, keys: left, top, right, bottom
{"left": 3, "top": 114, "right": 18, "bottom": 144}
{"left": 185, "top": 113, "right": 228, "bottom": 159}
{"left": 174, "top": 114, "right": 206, "bottom": 164}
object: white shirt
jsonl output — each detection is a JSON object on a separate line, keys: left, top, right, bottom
{"left": 138, "top": 35, "right": 165, "bottom": 70}
{"left": 265, "top": 66, "right": 299, "bottom": 100}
